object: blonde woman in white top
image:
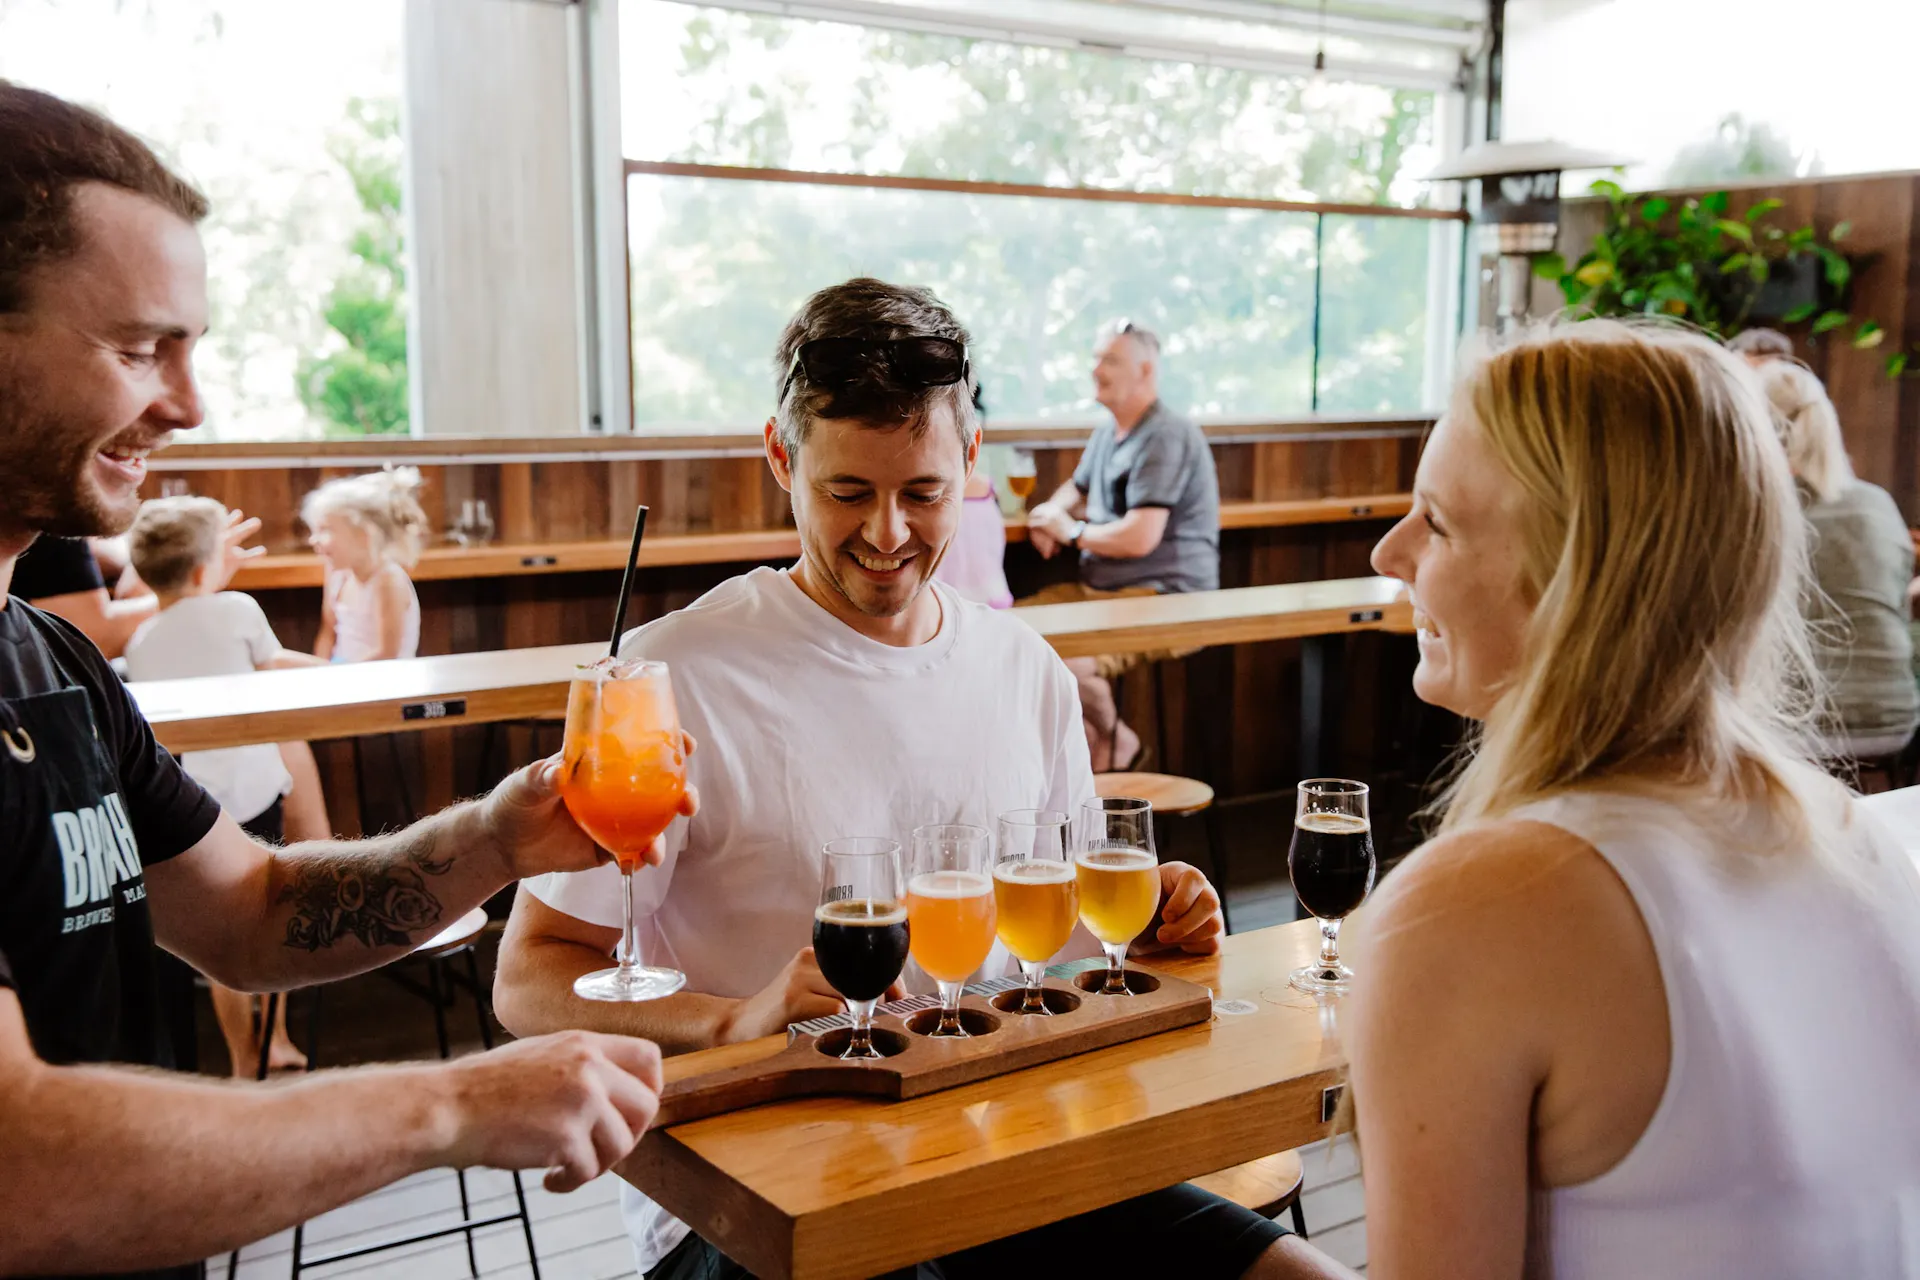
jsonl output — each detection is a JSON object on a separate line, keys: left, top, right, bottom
{"left": 303, "top": 468, "right": 426, "bottom": 662}
{"left": 1249, "top": 321, "right": 1920, "bottom": 1280}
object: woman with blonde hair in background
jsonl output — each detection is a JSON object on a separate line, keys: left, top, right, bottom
{"left": 1760, "top": 358, "right": 1918, "bottom": 768}
{"left": 303, "top": 467, "right": 428, "bottom": 663}
{"left": 1245, "top": 321, "right": 1920, "bottom": 1280}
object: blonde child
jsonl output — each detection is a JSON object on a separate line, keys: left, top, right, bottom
{"left": 303, "top": 468, "right": 427, "bottom": 662}
{"left": 124, "top": 496, "right": 327, "bottom": 1074}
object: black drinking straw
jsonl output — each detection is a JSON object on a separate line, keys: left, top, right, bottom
{"left": 608, "top": 505, "right": 649, "bottom": 659}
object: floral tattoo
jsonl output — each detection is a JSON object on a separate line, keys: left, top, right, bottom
{"left": 278, "top": 841, "right": 456, "bottom": 952}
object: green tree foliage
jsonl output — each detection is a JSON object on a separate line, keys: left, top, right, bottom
{"left": 627, "top": 9, "right": 1446, "bottom": 427}
{"left": 298, "top": 97, "right": 408, "bottom": 437}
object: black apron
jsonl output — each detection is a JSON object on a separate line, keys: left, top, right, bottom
{"left": 0, "top": 686, "right": 204, "bottom": 1280}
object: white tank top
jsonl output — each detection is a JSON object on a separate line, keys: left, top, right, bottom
{"left": 326, "top": 567, "right": 420, "bottom": 663}
{"left": 1512, "top": 790, "right": 1920, "bottom": 1280}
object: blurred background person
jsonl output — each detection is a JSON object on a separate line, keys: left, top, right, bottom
{"left": 1761, "top": 359, "right": 1918, "bottom": 769}
{"left": 304, "top": 468, "right": 427, "bottom": 663}
{"left": 933, "top": 382, "right": 1014, "bottom": 609}
{"left": 1025, "top": 321, "right": 1220, "bottom": 770}
{"left": 124, "top": 496, "right": 327, "bottom": 1074}
{"left": 1727, "top": 326, "right": 1795, "bottom": 369}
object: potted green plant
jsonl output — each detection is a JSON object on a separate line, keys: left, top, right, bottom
{"left": 1534, "top": 180, "right": 1912, "bottom": 375}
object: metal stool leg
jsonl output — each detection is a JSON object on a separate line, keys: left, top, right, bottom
{"left": 385, "top": 733, "right": 418, "bottom": 824}
{"left": 1290, "top": 1198, "right": 1308, "bottom": 1238}
{"left": 427, "top": 957, "right": 453, "bottom": 1063}
{"left": 455, "top": 944, "right": 542, "bottom": 1277}
{"left": 465, "top": 948, "right": 496, "bottom": 1050}
{"left": 1201, "top": 803, "right": 1233, "bottom": 935}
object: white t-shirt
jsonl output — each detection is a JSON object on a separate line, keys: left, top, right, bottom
{"left": 125, "top": 592, "right": 293, "bottom": 824}
{"left": 525, "top": 566, "right": 1097, "bottom": 1272}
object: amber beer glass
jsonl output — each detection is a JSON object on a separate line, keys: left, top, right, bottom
{"left": 994, "top": 809, "right": 1076, "bottom": 1014}
{"left": 814, "top": 838, "right": 909, "bottom": 1060}
{"left": 906, "top": 824, "right": 996, "bottom": 1038}
{"left": 1005, "top": 448, "right": 1037, "bottom": 499}
{"left": 1075, "top": 796, "right": 1159, "bottom": 995}
{"left": 559, "top": 658, "right": 688, "bottom": 1002}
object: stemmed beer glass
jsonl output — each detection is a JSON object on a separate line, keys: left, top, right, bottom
{"left": 906, "top": 824, "right": 997, "bottom": 1038}
{"left": 558, "top": 658, "right": 688, "bottom": 1002}
{"left": 993, "top": 810, "right": 1077, "bottom": 1015}
{"left": 1074, "top": 796, "right": 1160, "bottom": 996}
{"left": 1286, "top": 779, "right": 1376, "bottom": 994}
{"left": 813, "top": 838, "right": 910, "bottom": 1060}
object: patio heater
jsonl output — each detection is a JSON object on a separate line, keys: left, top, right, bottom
{"left": 1424, "top": 140, "right": 1632, "bottom": 332}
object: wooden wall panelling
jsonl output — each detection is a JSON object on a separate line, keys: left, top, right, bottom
{"left": 1812, "top": 177, "right": 1909, "bottom": 493}
{"left": 1903, "top": 178, "right": 1920, "bottom": 516}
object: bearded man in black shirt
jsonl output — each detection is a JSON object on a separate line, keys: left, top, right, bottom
{"left": 0, "top": 84, "right": 686, "bottom": 1280}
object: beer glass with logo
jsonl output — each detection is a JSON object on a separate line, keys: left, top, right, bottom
{"left": 1074, "top": 796, "right": 1160, "bottom": 996}
{"left": 994, "top": 809, "right": 1076, "bottom": 1014}
{"left": 907, "top": 824, "right": 996, "bottom": 1038}
{"left": 558, "top": 658, "right": 688, "bottom": 1002}
{"left": 1287, "top": 779, "right": 1375, "bottom": 994}
{"left": 814, "top": 838, "right": 909, "bottom": 1060}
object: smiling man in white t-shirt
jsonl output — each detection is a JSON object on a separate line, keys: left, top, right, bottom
{"left": 495, "top": 280, "right": 1341, "bottom": 1280}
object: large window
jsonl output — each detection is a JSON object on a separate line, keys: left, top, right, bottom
{"left": 621, "top": 2, "right": 1464, "bottom": 431}
{"left": 0, "top": 0, "right": 407, "bottom": 442}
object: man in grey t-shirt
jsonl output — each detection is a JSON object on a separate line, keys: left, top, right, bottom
{"left": 1027, "top": 321, "right": 1221, "bottom": 769}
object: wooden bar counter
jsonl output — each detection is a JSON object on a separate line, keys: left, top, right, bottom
{"left": 223, "top": 494, "right": 1413, "bottom": 591}
{"left": 617, "top": 920, "right": 1345, "bottom": 1280}
{"left": 133, "top": 578, "right": 1409, "bottom": 752}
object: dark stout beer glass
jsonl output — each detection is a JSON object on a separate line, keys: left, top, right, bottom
{"left": 1287, "top": 779, "right": 1376, "bottom": 995}
{"left": 815, "top": 838, "right": 909, "bottom": 1059}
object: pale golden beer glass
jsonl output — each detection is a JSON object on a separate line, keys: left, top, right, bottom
{"left": 994, "top": 809, "right": 1077, "bottom": 1014}
{"left": 1074, "top": 796, "right": 1159, "bottom": 996}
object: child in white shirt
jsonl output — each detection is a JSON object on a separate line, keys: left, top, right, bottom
{"left": 124, "top": 496, "right": 324, "bottom": 1074}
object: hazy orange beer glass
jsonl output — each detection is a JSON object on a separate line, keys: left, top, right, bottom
{"left": 907, "top": 823, "right": 996, "bottom": 1038}
{"left": 560, "top": 658, "right": 688, "bottom": 1002}
{"left": 1075, "top": 796, "right": 1159, "bottom": 996}
{"left": 994, "top": 809, "right": 1076, "bottom": 1014}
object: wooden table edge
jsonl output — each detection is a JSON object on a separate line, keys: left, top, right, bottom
{"left": 620, "top": 1049, "right": 1341, "bottom": 1280}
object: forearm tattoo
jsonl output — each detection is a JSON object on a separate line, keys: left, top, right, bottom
{"left": 276, "top": 835, "right": 457, "bottom": 952}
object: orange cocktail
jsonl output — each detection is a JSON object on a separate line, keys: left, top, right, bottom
{"left": 560, "top": 669, "right": 686, "bottom": 870}
{"left": 561, "top": 658, "right": 688, "bottom": 1002}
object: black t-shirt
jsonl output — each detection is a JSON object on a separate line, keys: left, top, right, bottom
{"left": 11, "top": 535, "right": 107, "bottom": 600}
{"left": 0, "top": 597, "right": 220, "bottom": 1280}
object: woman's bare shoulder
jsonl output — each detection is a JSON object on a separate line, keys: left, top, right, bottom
{"left": 1349, "top": 815, "right": 1644, "bottom": 1001}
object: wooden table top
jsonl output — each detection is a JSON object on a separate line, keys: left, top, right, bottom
{"left": 617, "top": 921, "right": 1345, "bottom": 1280}
{"left": 225, "top": 494, "right": 1413, "bottom": 590}
{"left": 133, "top": 576, "right": 1412, "bottom": 751}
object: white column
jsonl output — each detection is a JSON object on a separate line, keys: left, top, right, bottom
{"left": 404, "top": 0, "right": 583, "bottom": 436}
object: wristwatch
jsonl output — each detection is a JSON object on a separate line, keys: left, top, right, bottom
{"left": 1068, "top": 519, "right": 1088, "bottom": 547}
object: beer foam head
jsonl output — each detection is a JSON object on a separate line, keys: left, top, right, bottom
{"left": 815, "top": 898, "right": 907, "bottom": 926}
{"left": 994, "top": 858, "right": 1075, "bottom": 884}
{"left": 908, "top": 870, "right": 992, "bottom": 898}
{"left": 1075, "top": 847, "right": 1156, "bottom": 871}
{"left": 1296, "top": 811, "right": 1370, "bottom": 835}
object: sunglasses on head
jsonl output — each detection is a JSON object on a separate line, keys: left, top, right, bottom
{"left": 780, "top": 335, "right": 970, "bottom": 403}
